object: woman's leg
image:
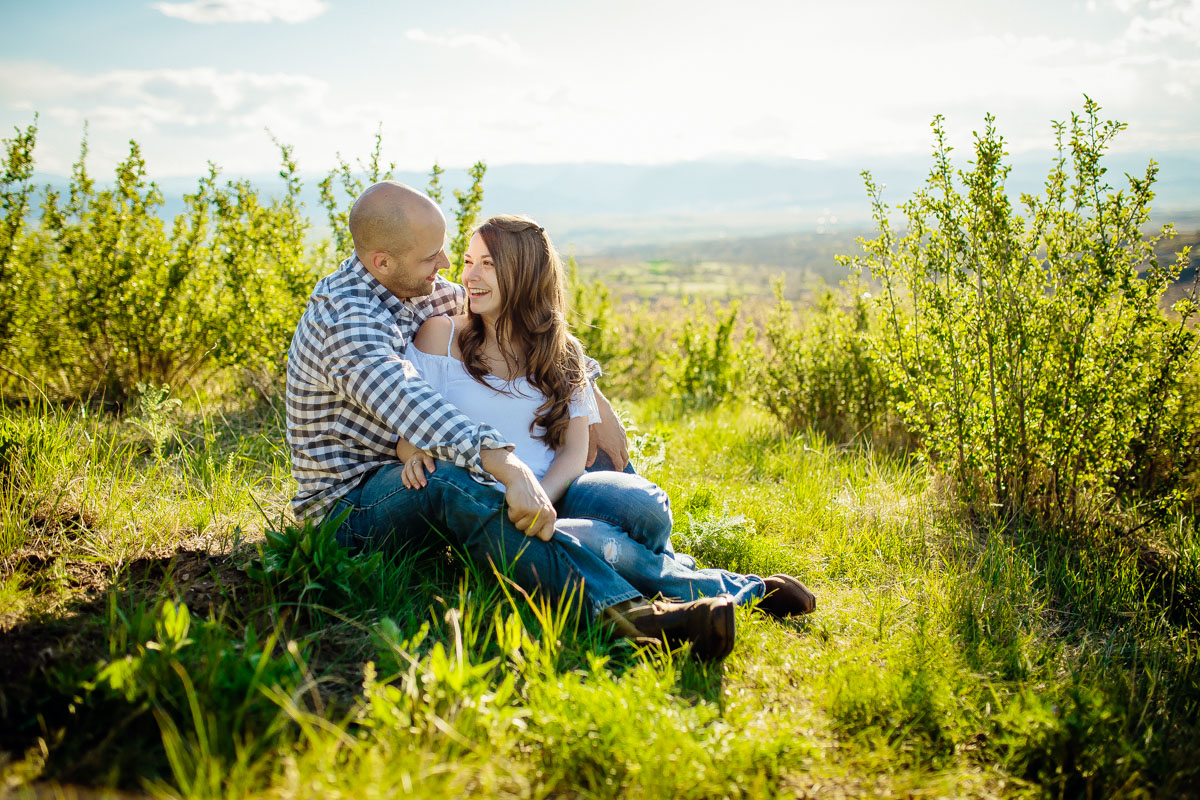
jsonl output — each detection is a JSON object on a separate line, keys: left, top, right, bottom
{"left": 559, "top": 471, "right": 673, "bottom": 554}
{"left": 555, "top": 516, "right": 766, "bottom": 605}
{"left": 562, "top": 470, "right": 697, "bottom": 567}
{"left": 558, "top": 473, "right": 765, "bottom": 605}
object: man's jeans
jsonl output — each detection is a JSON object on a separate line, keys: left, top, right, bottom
{"left": 328, "top": 460, "right": 641, "bottom": 617}
{"left": 559, "top": 471, "right": 766, "bottom": 606}
{"left": 329, "top": 459, "right": 765, "bottom": 614}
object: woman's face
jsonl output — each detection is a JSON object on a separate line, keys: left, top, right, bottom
{"left": 462, "top": 232, "right": 501, "bottom": 319}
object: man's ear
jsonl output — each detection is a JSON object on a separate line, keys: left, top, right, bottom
{"left": 369, "top": 251, "right": 390, "bottom": 272}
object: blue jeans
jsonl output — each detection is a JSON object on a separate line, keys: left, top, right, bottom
{"left": 585, "top": 451, "right": 693, "bottom": 563}
{"left": 559, "top": 471, "right": 767, "bottom": 605}
{"left": 328, "top": 460, "right": 641, "bottom": 617}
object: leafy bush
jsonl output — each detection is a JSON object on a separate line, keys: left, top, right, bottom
{"left": 444, "top": 161, "right": 487, "bottom": 281}
{"left": 749, "top": 278, "right": 901, "bottom": 446}
{"left": 78, "top": 598, "right": 306, "bottom": 790}
{"left": 849, "top": 98, "right": 1199, "bottom": 527}
{"left": 0, "top": 118, "right": 38, "bottom": 360}
{"left": 317, "top": 130, "right": 487, "bottom": 282}
{"left": 0, "top": 415, "right": 41, "bottom": 495}
{"left": 2, "top": 126, "right": 492, "bottom": 406}
{"left": 673, "top": 511, "right": 759, "bottom": 574}
{"left": 665, "top": 299, "right": 743, "bottom": 409}
{"left": 126, "top": 382, "right": 182, "bottom": 460}
{"left": 2, "top": 127, "right": 316, "bottom": 404}
{"left": 565, "top": 258, "right": 669, "bottom": 400}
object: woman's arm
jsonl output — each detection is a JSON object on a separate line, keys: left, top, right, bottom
{"left": 540, "top": 415, "right": 590, "bottom": 504}
{"left": 394, "top": 314, "right": 461, "bottom": 487}
{"left": 395, "top": 435, "right": 437, "bottom": 488}
{"left": 395, "top": 436, "right": 422, "bottom": 462}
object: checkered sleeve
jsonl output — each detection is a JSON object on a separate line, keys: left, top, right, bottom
{"left": 322, "top": 308, "right": 512, "bottom": 475}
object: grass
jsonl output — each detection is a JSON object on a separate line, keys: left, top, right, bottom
{"left": 2, "top": 391, "right": 1199, "bottom": 798}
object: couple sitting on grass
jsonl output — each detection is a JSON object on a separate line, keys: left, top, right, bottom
{"left": 286, "top": 181, "right": 816, "bottom": 661}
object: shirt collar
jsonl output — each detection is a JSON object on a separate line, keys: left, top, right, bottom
{"left": 346, "top": 254, "right": 412, "bottom": 319}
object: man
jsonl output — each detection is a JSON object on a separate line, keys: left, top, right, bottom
{"left": 286, "top": 181, "right": 737, "bottom": 659}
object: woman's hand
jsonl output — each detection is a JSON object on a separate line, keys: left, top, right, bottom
{"left": 401, "top": 452, "right": 436, "bottom": 489}
{"left": 481, "top": 448, "right": 557, "bottom": 541}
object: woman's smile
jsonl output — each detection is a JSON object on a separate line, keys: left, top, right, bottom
{"left": 463, "top": 232, "right": 501, "bottom": 315}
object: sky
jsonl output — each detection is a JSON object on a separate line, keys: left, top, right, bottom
{"left": 2, "top": 0, "right": 1199, "bottom": 179}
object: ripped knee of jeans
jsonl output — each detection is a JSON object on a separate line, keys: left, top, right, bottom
{"left": 601, "top": 537, "right": 622, "bottom": 565}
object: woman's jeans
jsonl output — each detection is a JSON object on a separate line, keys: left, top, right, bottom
{"left": 558, "top": 471, "right": 766, "bottom": 606}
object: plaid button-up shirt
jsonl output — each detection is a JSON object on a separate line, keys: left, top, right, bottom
{"left": 286, "top": 255, "right": 513, "bottom": 522}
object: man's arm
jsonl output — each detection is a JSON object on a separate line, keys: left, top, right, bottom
{"left": 586, "top": 385, "right": 630, "bottom": 470}
{"left": 320, "top": 308, "right": 511, "bottom": 476}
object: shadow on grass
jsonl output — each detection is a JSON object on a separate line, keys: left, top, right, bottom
{"left": 3, "top": 530, "right": 733, "bottom": 790}
{"left": 1, "top": 548, "right": 258, "bottom": 765}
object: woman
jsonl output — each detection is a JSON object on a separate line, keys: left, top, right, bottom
{"left": 396, "top": 215, "right": 815, "bottom": 617}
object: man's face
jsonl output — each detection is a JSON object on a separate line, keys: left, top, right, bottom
{"left": 372, "top": 211, "right": 450, "bottom": 299}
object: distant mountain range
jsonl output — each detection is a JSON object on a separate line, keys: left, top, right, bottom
{"left": 31, "top": 151, "right": 1200, "bottom": 253}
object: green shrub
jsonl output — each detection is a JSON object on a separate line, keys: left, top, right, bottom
{"left": 125, "top": 382, "right": 183, "bottom": 460}
{"left": 2, "top": 127, "right": 491, "bottom": 406}
{"left": 750, "top": 278, "right": 900, "bottom": 446}
{"left": 3, "top": 129, "right": 316, "bottom": 404}
{"left": 565, "top": 259, "right": 668, "bottom": 401}
{"left": 445, "top": 161, "right": 487, "bottom": 282}
{"left": 567, "top": 255, "right": 621, "bottom": 371}
{"left": 317, "top": 130, "right": 486, "bottom": 282}
{"left": 0, "top": 118, "right": 38, "bottom": 359}
{"left": 665, "top": 299, "right": 742, "bottom": 409}
{"left": 849, "top": 97, "right": 1199, "bottom": 527}
{"left": 0, "top": 414, "right": 43, "bottom": 496}
{"left": 76, "top": 598, "right": 306, "bottom": 789}
{"left": 673, "top": 511, "right": 759, "bottom": 574}
{"left": 246, "top": 510, "right": 383, "bottom": 612}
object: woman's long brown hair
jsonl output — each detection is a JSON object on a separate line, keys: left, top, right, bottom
{"left": 458, "top": 215, "right": 587, "bottom": 449}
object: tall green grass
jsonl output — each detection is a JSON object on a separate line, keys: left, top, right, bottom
{"left": 4, "top": 397, "right": 1197, "bottom": 797}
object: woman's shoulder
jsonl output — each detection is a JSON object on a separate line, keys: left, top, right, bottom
{"left": 413, "top": 314, "right": 466, "bottom": 356}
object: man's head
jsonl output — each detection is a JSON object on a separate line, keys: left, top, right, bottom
{"left": 349, "top": 181, "right": 450, "bottom": 299}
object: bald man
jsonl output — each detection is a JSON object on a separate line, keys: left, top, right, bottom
{"left": 285, "top": 181, "right": 737, "bottom": 660}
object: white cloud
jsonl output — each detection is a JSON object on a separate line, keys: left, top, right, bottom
{"left": 0, "top": 63, "right": 352, "bottom": 174}
{"left": 0, "top": 64, "right": 330, "bottom": 117}
{"left": 404, "top": 28, "right": 529, "bottom": 63}
{"left": 151, "top": 0, "right": 327, "bottom": 24}
{"left": 1107, "top": 0, "right": 1200, "bottom": 44}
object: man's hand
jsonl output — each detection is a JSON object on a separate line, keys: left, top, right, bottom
{"left": 481, "top": 448, "right": 557, "bottom": 541}
{"left": 586, "top": 386, "right": 630, "bottom": 470}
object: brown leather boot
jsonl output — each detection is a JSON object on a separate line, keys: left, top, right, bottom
{"left": 605, "top": 595, "right": 737, "bottom": 661}
{"left": 756, "top": 574, "right": 817, "bottom": 617}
